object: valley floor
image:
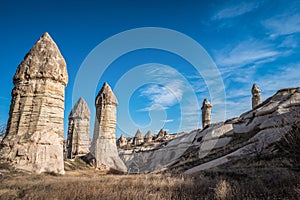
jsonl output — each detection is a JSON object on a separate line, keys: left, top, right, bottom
{"left": 0, "top": 156, "right": 299, "bottom": 200}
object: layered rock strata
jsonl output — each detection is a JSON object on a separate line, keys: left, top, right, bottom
{"left": 90, "top": 82, "right": 127, "bottom": 172}
{"left": 67, "top": 97, "right": 90, "bottom": 158}
{"left": 0, "top": 32, "right": 68, "bottom": 174}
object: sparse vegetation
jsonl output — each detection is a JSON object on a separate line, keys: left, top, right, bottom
{"left": 0, "top": 157, "right": 300, "bottom": 200}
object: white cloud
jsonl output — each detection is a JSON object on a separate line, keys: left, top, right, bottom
{"left": 263, "top": 13, "right": 300, "bottom": 37}
{"left": 215, "top": 39, "right": 279, "bottom": 68}
{"left": 139, "top": 80, "right": 184, "bottom": 111}
{"left": 161, "top": 119, "right": 173, "bottom": 123}
{"left": 279, "top": 35, "right": 298, "bottom": 48}
{"left": 223, "top": 64, "right": 300, "bottom": 119}
{"left": 212, "top": 2, "right": 258, "bottom": 20}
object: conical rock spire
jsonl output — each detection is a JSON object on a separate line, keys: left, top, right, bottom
{"left": 96, "top": 82, "right": 118, "bottom": 106}
{"left": 1, "top": 32, "right": 68, "bottom": 174}
{"left": 69, "top": 97, "right": 90, "bottom": 119}
{"left": 14, "top": 32, "right": 68, "bottom": 86}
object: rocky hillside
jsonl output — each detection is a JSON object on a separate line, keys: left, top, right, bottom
{"left": 119, "top": 87, "right": 300, "bottom": 173}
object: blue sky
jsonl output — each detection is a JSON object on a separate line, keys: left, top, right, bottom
{"left": 0, "top": 0, "right": 299, "bottom": 138}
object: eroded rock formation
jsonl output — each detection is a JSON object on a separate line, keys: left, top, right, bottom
{"left": 118, "top": 134, "right": 127, "bottom": 148}
{"left": 144, "top": 130, "right": 152, "bottom": 143}
{"left": 133, "top": 129, "right": 144, "bottom": 146}
{"left": 120, "top": 87, "right": 300, "bottom": 174}
{"left": 252, "top": 84, "right": 262, "bottom": 108}
{"left": 201, "top": 99, "right": 212, "bottom": 128}
{"left": 155, "top": 129, "right": 167, "bottom": 141}
{"left": 90, "top": 82, "right": 127, "bottom": 172}
{"left": 0, "top": 32, "right": 68, "bottom": 174}
{"left": 67, "top": 97, "right": 90, "bottom": 158}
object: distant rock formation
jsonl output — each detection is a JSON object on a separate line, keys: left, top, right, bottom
{"left": 120, "top": 87, "right": 300, "bottom": 174}
{"left": 144, "top": 130, "right": 152, "bottom": 143}
{"left": 184, "top": 87, "right": 300, "bottom": 174}
{"left": 67, "top": 97, "right": 90, "bottom": 159}
{"left": 0, "top": 32, "right": 68, "bottom": 174}
{"left": 156, "top": 129, "right": 168, "bottom": 140}
{"left": 201, "top": 99, "right": 212, "bottom": 128}
{"left": 133, "top": 129, "right": 144, "bottom": 146}
{"left": 90, "top": 82, "right": 127, "bottom": 172}
{"left": 118, "top": 134, "right": 127, "bottom": 148}
{"left": 252, "top": 84, "right": 262, "bottom": 108}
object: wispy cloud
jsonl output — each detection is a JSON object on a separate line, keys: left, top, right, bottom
{"left": 214, "top": 39, "right": 279, "bottom": 68}
{"left": 279, "top": 35, "right": 298, "bottom": 48}
{"left": 161, "top": 119, "right": 173, "bottom": 123}
{"left": 224, "top": 63, "right": 300, "bottom": 119}
{"left": 212, "top": 2, "right": 259, "bottom": 20}
{"left": 263, "top": 13, "right": 300, "bottom": 37}
{"left": 138, "top": 66, "right": 185, "bottom": 112}
{"left": 139, "top": 80, "right": 184, "bottom": 111}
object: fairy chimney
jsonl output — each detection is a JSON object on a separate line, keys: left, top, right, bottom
{"left": 0, "top": 32, "right": 68, "bottom": 174}
{"left": 67, "top": 97, "right": 90, "bottom": 158}
{"left": 133, "top": 129, "right": 144, "bottom": 146}
{"left": 118, "top": 134, "right": 127, "bottom": 148}
{"left": 252, "top": 84, "right": 262, "bottom": 108}
{"left": 144, "top": 130, "right": 152, "bottom": 143}
{"left": 90, "top": 82, "right": 127, "bottom": 172}
{"left": 201, "top": 99, "right": 212, "bottom": 128}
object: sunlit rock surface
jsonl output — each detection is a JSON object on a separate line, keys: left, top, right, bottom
{"left": 67, "top": 97, "right": 90, "bottom": 158}
{"left": 90, "top": 82, "right": 127, "bottom": 172}
{"left": 0, "top": 32, "right": 68, "bottom": 174}
{"left": 120, "top": 87, "right": 300, "bottom": 174}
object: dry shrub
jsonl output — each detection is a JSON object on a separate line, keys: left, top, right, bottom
{"left": 214, "top": 179, "right": 232, "bottom": 200}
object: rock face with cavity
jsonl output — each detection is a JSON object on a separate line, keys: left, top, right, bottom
{"left": 201, "top": 99, "right": 212, "bottom": 128}
{"left": 67, "top": 97, "right": 90, "bottom": 159}
{"left": 133, "top": 129, "right": 144, "bottom": 146}
{"left": 252, "top": 84, "right": 262, "bottom": 108}
{"left": 90, "top": 82, "right": 127, "bottom": 172}
{"left": 0, "top": 32, "right": 68, "bottom": 174}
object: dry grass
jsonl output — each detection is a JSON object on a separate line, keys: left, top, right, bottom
{"left": 1, "top": 119, "right": 299, "bottom": 199}
{"left": 0, "top": 163, "right": 300, "bottom": 200}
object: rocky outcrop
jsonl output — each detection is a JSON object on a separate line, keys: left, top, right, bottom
{"left": 184, "top": 87, "right": 300, "bottom": 174}
{"left": 252, "top": 84, "right": 262, "bottom": 108}
{"left": 155, "top": 129, "right": 168, "bottom": 141}
{"left": 0, "top": 32, "right": 68, "bottom": 174}
{"left": 201, "top": 99, "right": 212, "bottom": 128}
{"left": 120, "top": 87, "right": 300, "bottom": 174}
{"left": 119, "top": 132, "right": 196, "bottom": 173}
{"left": 90, "top": 82, "right": 127, "bottom": 172}
{"left": 144, "top": 130, "right": 152, "bottom": 143}
{"left": 133, "top": 129, "right": 144, "bottom": 146}
{"left": 67, "top": 97, "right": 90, "bottom": 158}
{"left": 118, "top": 134, "right": 127, "bottom": 148}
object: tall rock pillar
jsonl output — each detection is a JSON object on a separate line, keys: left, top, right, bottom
{"left": 67, "top": 97, "right": 90, "bottom": 159}
{"left": 90, "top": 82, "right": 127, "bottom": 172}
{"left": 252, "top": 84, "right": 262, "bottom": 108}
{"left": 0, "top": 32, "right": 68, "bottom": 174}
{"left": 201, "top": 99, "right": 212, "bottom": 128}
